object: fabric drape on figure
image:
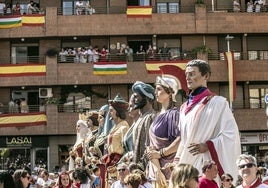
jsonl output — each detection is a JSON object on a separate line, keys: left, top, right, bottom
{"left": 224, "top": 51, "right": 236, "bottom": 103}
{"left": 148, "top": 108, "right": 180, "bottom": 180}
{"left": 132, "top": 113, "right": 156, "bottom": 168}
{"left": 176, "top": 90, "right": 241, "bottom": 184}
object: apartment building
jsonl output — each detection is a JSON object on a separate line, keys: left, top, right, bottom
{"left": 0, "top": 0, "right": 267, "bottom": 170}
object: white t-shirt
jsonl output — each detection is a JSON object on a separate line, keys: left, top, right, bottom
{"left": 0, "top": 3, "right": 6, "bottom": 14}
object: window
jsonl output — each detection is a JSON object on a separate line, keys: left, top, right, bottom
{"left": 249, "top": 88, "right": 266, "bottom": 109}
{"left": 157, "top": 2, "right": 179, "bottom": 13}
{"left": 62, "top": 0, "right": 85, "bottom": 15}
{"left": 11, "top": 44, "right": 39, "bottom": 64}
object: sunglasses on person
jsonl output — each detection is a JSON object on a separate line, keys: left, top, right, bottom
{"left": 238, "top": 163, "right": 255, "bottom": 169}
{"left": 225, "top": 178, "right": 232, "bottom": 182}
{"left": 118, "top": 168, "right": 126, "bottom": 172}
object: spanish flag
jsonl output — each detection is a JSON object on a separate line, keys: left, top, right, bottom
{"left": 22, "top": 14, "right": 45, "bottom": 26}
{"left": 224, "top": 51, "right": 236, "bottom": 103}
{"left": 0, "top": 15, "right": 22, "bottom": 29}
{"left": 127, "top": 6, "right": 152, "bottom": 18}
{"left": 93, "top": 62, "right": 127, "bottom": 75}
{"left": 0, "top": 64, "right": 46, "bottom": 77}
{"left": 0, "top": 112, "right": 47, "bottom": 127}
{"left": 145, "top": 60, "right": 188, "bottom": 74}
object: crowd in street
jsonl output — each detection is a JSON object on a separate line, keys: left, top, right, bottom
{"left": 1, "top": 59, "right": 268, "bottom": 188}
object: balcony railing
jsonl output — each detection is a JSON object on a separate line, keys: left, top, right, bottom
{"left": 0, "top": 105, "right": 45, "bottom": 114}
{"left": 0, "top": 56, "right": 46, "bottom": 65}
{"left": 0, "top": 51, "right": 267, "bottom": 65}
{"left": 57, "top": 5, "right": 196, "bottom": 15}
{"left": 57, "top": 53, "right": 195, "bottom": 63}
{"left": 0, "top": 100, "right": 265, "bottom": 116}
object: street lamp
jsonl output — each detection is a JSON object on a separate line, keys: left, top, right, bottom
{"left": 225, "top": 35, "right": 234, "bottom": 52}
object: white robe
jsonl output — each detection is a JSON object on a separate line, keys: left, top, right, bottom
{"left": 176, "top": 95, "right": 241, "bottom": 183}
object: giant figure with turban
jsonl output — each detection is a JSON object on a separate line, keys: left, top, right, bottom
{"left": 131, "top": 81, "right": 156, "bottom": 170}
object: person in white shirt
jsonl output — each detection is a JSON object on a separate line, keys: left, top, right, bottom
{"left": 0, "top": 3, "right": 6, "bottom": 15}
{"left": 236, "top": 154, "right": 268, "bottom": 188}
{"left": 76, "top": 0, "right": 84, "bottom": 15}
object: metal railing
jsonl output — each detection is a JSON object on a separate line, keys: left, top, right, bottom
{"left": 0, "top": 51, "right": 267, "bottom": 65}
{"left": 57, "top": 5, "right": 196, "bottom": 15}
{"left": 0, "top": 105, "right": 45, "bottom": 114}
{"left": 57, "top": 53, "right": 196, "bottom": 63}
{"left": 0, "top": 9, "right": 46, "bottom": 16}
{"left": 0, "top": 56, "right": 46, "bottom": 65}
{"left": 0, "top": 101, "right": 265, "bottom": 115}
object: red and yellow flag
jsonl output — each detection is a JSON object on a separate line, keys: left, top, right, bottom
{"left": 0, "top": 112, "right": 47, "bottom": 127}
{"left": 127, "top": 6, "right": 152, "bottom": 18}
{"left": 224, "top": 51, "right": 236, "bottom": 103}
{"left": 22, "top": 14, "right": 45, "bottom": 26}
{"left": 0, "top": 64, "right": 46, "bottom": 77}
{"left": 145, "top": 60, "right": 188, "bottom": 74}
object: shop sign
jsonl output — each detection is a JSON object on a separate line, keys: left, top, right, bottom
{"left": 6, "top": 136, "right": 32, "bottom": 147}
{"left": 241, "top": 132, "right": 268, "bottom": 144}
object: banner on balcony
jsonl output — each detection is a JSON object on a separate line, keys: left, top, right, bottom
{"left": 127, "top": 6, "right": 152, "bottom": 18}
{"left": 0, "top": 64, "right": 46, "bottom": 77}
{"left": 0, "top": 112, "right": 47, "bottom": 128}
{"left": 0, "top": 15, "right": 22, "bottom": 29}
{"left": 93, "top": 62, "right": 127, "bottom": 75}
{"left": 145, "top": 60, "right": 188, "bottom": 74}
{"left": 224, "top": 51, "right": 236, "bottom": 103}
{"left": 22, "top": 14, "right": 45, "bottom": 26}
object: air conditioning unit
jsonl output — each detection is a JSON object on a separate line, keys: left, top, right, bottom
{"left": 39, "top": 88, "right": 53, "bottom": 98}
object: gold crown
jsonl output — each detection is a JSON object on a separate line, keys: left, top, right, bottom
{"left": 79, "top": 111, "right": 90, "bottom": 121}
{"left": 79, "top": 110, "right": 99, "bottom": 121}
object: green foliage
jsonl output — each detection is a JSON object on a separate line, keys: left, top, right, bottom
{"left": 192, "top": 45, "right": 212, "bottom": 54}
{"left": 45, "top": 97, "right": 59, "bottom": 104}
{"left": 195, "top": 0, "right": 204, "bottom": 4}
{"left": 59, "top": 85, "right": 108, "bottom": 104}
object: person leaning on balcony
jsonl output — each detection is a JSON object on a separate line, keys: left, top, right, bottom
{"left": 233, "top": 0, "right": 240, "bottom": 12}
{"left": 0, "top": 2, "right": 5, "bottom": 16}
{"left": 76, "top": 0, "right": 84, "bottom": 15}
{"left": 247, "top": 0, "right": 254, "bottom": 12}
{"left": 125, "top": 45, "right": 133, "bottom": 62}
{"left": 27, "top": 1, "right": 35, "bottom": 14}
{"left": 20, "top": 98, "right": 29, "bottom": 113}
{"left": 255, "top": 0, "right": 263, "bottom": 12}
{"left": 13, "top": 2, "right": 22, "bottom": 15}
{"left": 85, "top": 1, "right": 95, "bottom": 15}
{"left": 158, "top": 42, "right": 171, "bottom": 61}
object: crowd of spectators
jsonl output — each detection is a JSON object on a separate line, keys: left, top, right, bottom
{"left": 0, "top": 1, "right": 41, "bottom": 16}
{"left": 58, "top": 42, "right": 175, "bottom": 63}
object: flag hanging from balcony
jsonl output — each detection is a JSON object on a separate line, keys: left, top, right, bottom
{"left": 0, "top": 112, "right": 47, "bottom": 127}
{"left": 22, "top": 14, "right": 45, "bottom": 26}
{"left": 127, "top": 6, "right": 152, "bottom": 18}
{"left": 224, "top": 51, "right": 236, "bottom": 103}
{"left": 0, "top": 15, "right": 22, "bottom": 29}
{"left": 93, "top": 62, "right": 127, "bottom": 75}
{"left": 145, "top": 60, "right": 188, "bottom": 74}
{"left": 0, "top": 64, "right": 46, "bottom": 77}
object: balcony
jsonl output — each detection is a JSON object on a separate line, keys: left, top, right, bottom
{"left": 0, "top": 100, "right": 267, "bottom": 135}
{"left": 1, "top": 4, "right": 268, "bottom": 39}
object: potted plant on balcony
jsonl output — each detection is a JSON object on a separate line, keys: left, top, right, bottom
{"left": 45, "top": 97, "right": 59, "bottom": 105}
{"left": 192, "top": 45, "right": 212, "bottom": 60}
{"left": 195, "top": 0, "right": 204, "bottom": 4}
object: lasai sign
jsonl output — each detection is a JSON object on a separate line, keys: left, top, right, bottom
{"left": 0, "top": 136, "right": 48, "bottom": 148}
{"left": 6, "top": 136, "right": 32, "bottom": 147}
